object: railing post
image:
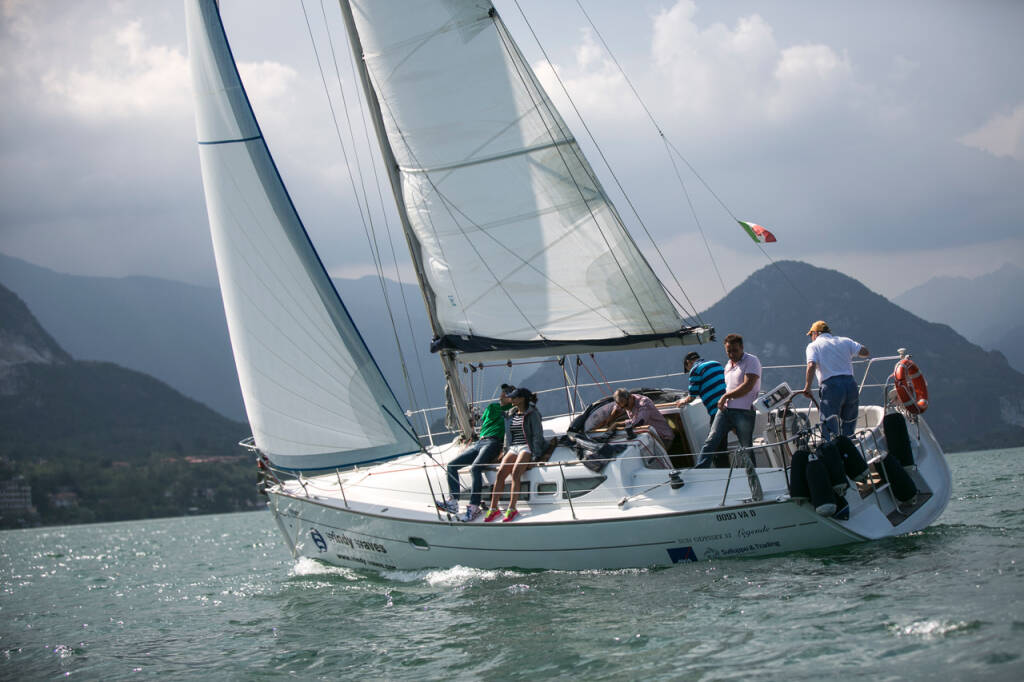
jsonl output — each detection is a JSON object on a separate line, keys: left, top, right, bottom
{"left": 720, "top": 457, "right": 733, "bottom": 506}
{"left": 423, "top": 410, "right": 435, "bottom": 447}
{"left": 558, "top": 462, "right": 577, "bottom": 520}
{"left": 424, "top": 463, "right": 444, "bottom": 520}
{"left": 335, "top": 469, "right": 349, "bottom": 508}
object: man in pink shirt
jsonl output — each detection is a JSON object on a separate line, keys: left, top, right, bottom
{"left": 609, "top": 388, "right": 674, "bottom": 445}
{"left": 694, "top": 334, "right": 763, "bottom": 500}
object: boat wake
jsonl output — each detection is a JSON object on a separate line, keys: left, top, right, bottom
{"left": 289, "top": 556, "right": 361, "bottom": 580}
{"left": 381, "top": 565, "right": 516, "bottom": 585}
{"left": 889, "top": 618, "right": 980, "bottom": 639}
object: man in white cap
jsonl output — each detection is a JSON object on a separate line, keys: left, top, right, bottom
{"left": 800, "top": 321, "right": 870, "bottom": 440}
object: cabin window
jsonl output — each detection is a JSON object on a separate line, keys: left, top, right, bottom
{"left": 563, "top": 476, "right": 606, "bottom": 499}
{"left": 482, "top": 481, "right": 530, "bottom": 503}
{"left": 536, "top": 482, "right": 557, "bottom": 496}
{"left": 408, "top": 537, "right": 429, "bottom": 550}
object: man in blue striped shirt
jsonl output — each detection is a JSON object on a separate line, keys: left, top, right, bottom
{"left": 678, "top": 351, "right": 726, "bottom": 422}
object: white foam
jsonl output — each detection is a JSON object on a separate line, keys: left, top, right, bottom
{"left": 289, "top": 556, "right": 359, "bottom": 580}
{"left": 893, "top": 619, "right": 971, "bottom": 639}
{"left": 382, "top": 565, "right": 511, "bottom": 585}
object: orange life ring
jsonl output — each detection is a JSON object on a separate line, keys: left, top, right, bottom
{"left": 893, "top": 357, "right": 929, "bottom": 414}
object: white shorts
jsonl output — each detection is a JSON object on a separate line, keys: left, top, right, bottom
{"left": 506, "top": 444, "right": 533, "bottom": 460}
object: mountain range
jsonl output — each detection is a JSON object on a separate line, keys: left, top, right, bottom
{"left": 515, "top": 261, "right": 1024, "bottom": 452}
{"left": 893, "top": 263, "right": 1024, "bottom": 373}
{"left": 3, "top": 252, "right": 1023, "bottom": 452}
{"left": 0, "top": 282, "right": 256, "bottom": 527}
{"left": 0, "top": 252, "right": 444, "bottom": 423}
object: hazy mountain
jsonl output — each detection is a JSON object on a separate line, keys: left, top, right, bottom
{"left": 4, "top": 252, "right": 1022, "bottom": 451}
{"left": 0, "top": 282, "right": 247, "bottom": 460}
{"left": 0, "top": 253, "right": 444, "bottom": 422}
{"left": 0, "top": 279, "right": 70, "bottom": 368}
{"left": 893, "top": 263, "right": 1024, "bottom": 372}
{"left": 704, "top": 261, "right": 1024, "bottom": 455}
{"left": 0, "top": 252, "right": 244, "bottom": 420}
{"left": 526, "top": 261, "right": 1024, "bottom": 452}
{"left": 0, "top": 283, "right": 256, "bottom": 527}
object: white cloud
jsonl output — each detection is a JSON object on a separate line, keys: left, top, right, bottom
{"left": 531, "top": 29, "right": 630, "bottom": 118}
{"left": 41, "top": 21, "right": 190, "bottom": 120}
{"left": 237, "top": 60, "right": 299, "bottom": 110}
{"left": 535, "top": 0, "right": 854, "bottom": 136}
{"left": 767, "top": 44, "right": 851, "bottom": 119}
{"left": 959, "top": 104, "right": 1024, "bottom": 161}
{"left": 650, "top": 1, "right": 852, "bottom": 127}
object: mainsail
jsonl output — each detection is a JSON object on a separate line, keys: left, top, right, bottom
{"left": 342, "top": 0, "right": 711, "bottom": 361}
{"left": 185, "top": 0, "right": 421, "bottom": 470}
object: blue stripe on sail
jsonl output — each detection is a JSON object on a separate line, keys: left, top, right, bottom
{"left": 198, "top": 135, "right": 262, "bottom": 145}
{"left": 192, "top": 0, "right": 421, "bottom": 470}
{"left": 380, "top": 404, "right": 420, "bottom": 444}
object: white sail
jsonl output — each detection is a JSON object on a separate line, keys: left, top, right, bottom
{"left": 185, "top": 0, "right": 421, "bottom": 470}
{"left": 345, "top": 0, "right": 710, "bottom": 361}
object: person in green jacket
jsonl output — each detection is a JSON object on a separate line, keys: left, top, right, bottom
{"left": 436, "top": 384, "right": 515, "bottom": 522}
{"left": 485, "top": 388, "right": 544, "bottom": 523}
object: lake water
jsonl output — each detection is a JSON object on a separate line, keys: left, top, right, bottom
{"left": 2, "top": 448, "right": 1022, "bottom": 680}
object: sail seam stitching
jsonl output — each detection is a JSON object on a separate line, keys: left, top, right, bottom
{"left": 398, "top": 138, "right": 574, "bottom": 174}
{"left": 197, "top": 135, "right": 262, "bottom": 145}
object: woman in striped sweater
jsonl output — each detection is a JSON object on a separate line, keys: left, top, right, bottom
{"left": 485, "top": 388, "right": 544, "bottom": 522}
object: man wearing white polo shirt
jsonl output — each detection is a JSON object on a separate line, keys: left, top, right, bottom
{"left": 694, "top": 333, "right": 763, "bottom": 500}
{"left": 695, "top": 336, "right": 760, "bottom": 461}
{"left": 800, "top": 320, "right": 870, "bottom": 440}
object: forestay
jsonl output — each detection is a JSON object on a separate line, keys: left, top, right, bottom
{"left": 185, "top": 0, "right": 421, "bottom": 470}
{"left": 346, "top": 0, "right": 709, "bottom": 360}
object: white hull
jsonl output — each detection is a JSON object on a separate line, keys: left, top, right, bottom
{"left": 265, "top": 409, "right": 952, "bottom": 571}
{"left": 186, "top": 0, "right": 953, "bottom": 574}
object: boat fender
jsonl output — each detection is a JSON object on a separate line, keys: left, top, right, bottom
{"left": 806, "top": 454, "right": 836, "bottom": 516}
{"left": 893, "top": 357, "right": 929, "bottom": 414}
{"left": 834, "top": 436, "right": 869, "bottom": 482}
{"left": 816, "top": 441, "right": 848, "bottom": 494}
{"left": 882, "top": 412, "right": 915, "bottom": 468}
{"left": 790, "top": 448, "right": 835, "bottom": 514}
{"left": 881, "top": 455, "right": 918, "bottom": 504}
{"left": 788, "top": 448, "right": 811, "bottom": 500}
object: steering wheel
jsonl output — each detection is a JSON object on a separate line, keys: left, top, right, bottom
{"left": 779, "top": 391, "right": 819, "bottom": 459}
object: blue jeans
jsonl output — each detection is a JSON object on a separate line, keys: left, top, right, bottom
{"left": 446, "top": 437, "right": 502, "bottom": 506}
{"left": 695, "top": 408, "right": 755, "bottom": 469}
{"left": 819, "top": 374, "right": 858, "bottom": 440}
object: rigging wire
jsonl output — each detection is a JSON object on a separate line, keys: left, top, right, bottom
{"left": 336, "top": 2, "right": 434, "bottom": 409}
{"left": 661, "top": 137, "right": 728, "bottom": 296}
{"left": 511, "top": 0, "right": 704, "bottom": 326}
{"left": 490, "top": 12, "right": 661, "bottom": 335}
{"left": 299, "top": 0, "right": 424, "bottom": 411}
{"left": 361, "top": 45, "right": 631, "bottom": 341}
{"left": 573, "top": 0, "right": 810, "bottom": 306}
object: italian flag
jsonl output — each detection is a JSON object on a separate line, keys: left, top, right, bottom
{"left": 738, "top": 220, "right": 777, "bottom": 243}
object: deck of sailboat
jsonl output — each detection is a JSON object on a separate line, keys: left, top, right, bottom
{"left": 273, "top": 441, "right": 794, "bottom": 525}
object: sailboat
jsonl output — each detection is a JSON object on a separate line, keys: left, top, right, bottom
{"left": 185, "top": 0, "right": 951, "bottom": 570}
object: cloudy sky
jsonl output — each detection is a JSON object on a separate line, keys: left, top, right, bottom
{"left": 1, "top": 0, "right": 1022, "bottom": 311}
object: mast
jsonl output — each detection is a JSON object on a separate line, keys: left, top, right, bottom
{"left": 337, "top": 0, "right": 476, "bottom": 439}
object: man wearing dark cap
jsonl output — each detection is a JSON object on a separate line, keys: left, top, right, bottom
{"left": 800, "top": 321, "right": 870, "bottom": 440}
{"left": 677, "top": 351, "right": 726, "bottom": 423}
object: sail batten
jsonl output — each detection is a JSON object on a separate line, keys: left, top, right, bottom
{"left": 185, "top": 0, "right": 421, "bottom": 470}
{"left": 346, "top": 0, "right": 703, "bottom": 358}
